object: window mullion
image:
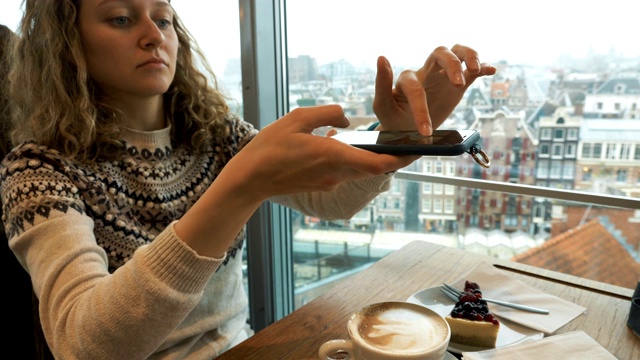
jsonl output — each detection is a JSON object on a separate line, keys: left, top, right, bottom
{"left": 239, "top": 0, "right": 293, "bottom": 332}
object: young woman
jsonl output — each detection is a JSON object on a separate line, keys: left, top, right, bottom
{"left": 2, "top": 0, "right": 495, "bottom": 358}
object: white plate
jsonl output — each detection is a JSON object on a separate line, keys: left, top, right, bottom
{"left": 407, "top": 286, "right": 544, "bottom": 354}
{"left": 443, "top": 352, "right": 457, "bottom": 360}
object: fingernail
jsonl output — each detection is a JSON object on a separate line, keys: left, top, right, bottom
{"left": 454, "top": 72, "right": 464, "bottom": 85}
{"left": 421, "top": 122, "right": 432, "bottom": 135}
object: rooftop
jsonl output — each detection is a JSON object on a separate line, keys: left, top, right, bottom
{"left": 512, "top": 218, "right": 640, "bottom": 289}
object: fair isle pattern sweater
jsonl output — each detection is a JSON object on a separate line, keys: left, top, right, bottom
{"left": 1, "top": 115, "right": 393, "bottom": 359}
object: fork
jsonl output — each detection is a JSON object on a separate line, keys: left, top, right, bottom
{"left": 441, "top": 283, "right": 550, "bottom": 314}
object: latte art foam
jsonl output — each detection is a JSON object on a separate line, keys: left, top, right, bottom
{"left": 354, "top": 303, "right": 448, "bottom": 354}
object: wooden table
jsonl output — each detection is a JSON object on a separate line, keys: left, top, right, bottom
{"left": 218, "top": 241, "right": 639, "bottom": 360}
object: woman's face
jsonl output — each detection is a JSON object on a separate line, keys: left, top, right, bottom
{"left": 77, "top": 0, "right": 178, "bottom": 100}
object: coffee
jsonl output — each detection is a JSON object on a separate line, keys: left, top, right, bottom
{"left": 352, "top": 302, "right": 449, "bottom": 355}
{"left": 319, "top": 301, "right": 450, "bottom": 360}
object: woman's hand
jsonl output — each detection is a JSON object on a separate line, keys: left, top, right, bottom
{"left": 177, "top": 105, "right": 418, "bottom": 258}
{"left": 373, "top": 44, "right": 497, "bottom": 135}
{"left": 226, "top": 105, "right": 418, "bottom": 199}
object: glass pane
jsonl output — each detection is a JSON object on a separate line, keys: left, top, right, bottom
{"left": 0, "top": 2, "right": 21, "bottom": 30}
{"left": 171, "top": 2, "right": 242, "bottom": 112}
{"left": 285, "top": 0, "right": 640, "bottom": 308}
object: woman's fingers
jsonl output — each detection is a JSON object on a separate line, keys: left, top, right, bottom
{"left": 269, "top": 104, "right": 350, "bottom": 134}
{"left": 393, "top": 70, "right": 431, "bottom": 134}
{"left": 329, "top": 140, "right": 419, "bottom": 175}
{"left": 449, "top": 44, "right": 497, "bottom": 84}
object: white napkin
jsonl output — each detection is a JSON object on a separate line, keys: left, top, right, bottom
{"left": 452, "top": 261, "right": 586, "bottom": 334}
{"left": 460, "top": 331, "right": 616, "bottom": 360}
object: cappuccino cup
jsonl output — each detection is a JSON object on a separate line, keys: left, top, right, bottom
{"left": 318, "top": 301, "right": 451, "bottom": 360}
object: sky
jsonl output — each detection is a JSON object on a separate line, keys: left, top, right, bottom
{"left": 1, "top": 0, "right": 639, "bottom": 72}
{"left": 285, "top": 0, "right": 640, "bottom": 68}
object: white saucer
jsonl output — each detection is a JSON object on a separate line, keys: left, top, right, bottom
{"left": 443, "top": 351, "right": 457, "bottom": 359}
{"left": 407, "top": 286, "right": 544, "bottom": 354}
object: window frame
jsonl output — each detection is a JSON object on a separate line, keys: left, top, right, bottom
{"left": 239, "top": 0, "right": 294, "bottom": 332}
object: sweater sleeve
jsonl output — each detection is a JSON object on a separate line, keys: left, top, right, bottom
{"left": 268, "top": 173, "right": 393, "bottom": 220}
{"left": 1, "top": 146, "right": 224, "bottom": 359}
{"left": 11, "top": 214, "right": 223, "bottom": 359}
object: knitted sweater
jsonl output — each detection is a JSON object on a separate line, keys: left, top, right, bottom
{"left": 1, "top": 115, "right": 392, "bottom": 359}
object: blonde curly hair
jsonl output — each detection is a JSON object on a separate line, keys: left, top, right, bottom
{"left": 8, "top": 0, "right": 231, "bottom": 160}
{"left": 0, "top": 25, "right": 15, "bottom": 158}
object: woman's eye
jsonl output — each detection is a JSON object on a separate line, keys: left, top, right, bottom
{"left": 156, "top": 18, "right": 172, "bottom": 29}
{"left": 111, "top": 16, "right": 129, "bottom": 26}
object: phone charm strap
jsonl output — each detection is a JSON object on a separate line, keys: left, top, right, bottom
{"left": 467, "top": 144, "right": 491, "bottom": 168}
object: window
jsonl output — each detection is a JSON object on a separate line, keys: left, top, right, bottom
{"left": 550, "top": 161, "right": 562, "bottom": 178}
{"left": 422, "top": 198, "right": 431, "bottom": 212}
{"left": 537, "top": 160, "right": 549, "bottom": 178}
{"left": 445, "top": 199, "right": 454, "bottom": 213}
{"left": 565, "top": 144, "right": 576, "bottom": 157}
{"left": 581, "top": 143, "right": 591, "bottom": 158}
{"left": 423, "top": 161, "right": 432, "bottom": 174}
{"left": 540, "top": 128, "right": 552, "bottom": 139}
{"left": 435, "top": 161, "right": 443, "bottom": 174}
{"left": 606, "top": 143, "right": 617, "bottom": 160}
{"left": 554, "top": 129, "right": 565, "bottom": 140}
{"left": 540, "top": 144, "right": 550, "bottom": 156}
{"left": 621, "top": 144, "right": 632, "bottom": 160}
{"left": 562, "top": 164, "right": 575, "bottom": 179}
{"left": 593, "top": 143, "right": 603, "bottom": 158}
{"left": 567, "top": 128, "right": 578, "bottom": 140}
{"left": 552, "top": 144, "right": 563, "bottom": 157}
{"left": 422, "top": 182, "right": 432, "bottom": 194}
{"left": 445, "top": 185, "right": 455, "bottom": 195}
{"left": 446, "top": 161, "right": 455, "bottom": 176}
{"left": 617, "top": 170, "right": 628, "bottom": 183}
{"left": 533, "top": 204, "right": 544, "bottom": 218}
{"left": 433, "top": 198, "right": 443, "bottom": 213}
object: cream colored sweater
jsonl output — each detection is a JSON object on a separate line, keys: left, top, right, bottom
{"left": 1, "top": 115, "right": 392, "bottom": 359}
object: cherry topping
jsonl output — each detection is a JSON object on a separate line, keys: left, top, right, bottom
{"left": 464, "top": 281, "right": 480, "bottom": 291}
{"left": 450, "top": 280, "right": 499, "bottom": 325}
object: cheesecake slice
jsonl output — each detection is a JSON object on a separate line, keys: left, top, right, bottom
{"left": 445, "top": 281, "right": 500, "bottom": 348}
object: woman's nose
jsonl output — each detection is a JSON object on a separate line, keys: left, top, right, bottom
{"left": 138, "top": 18, "right": 165, "bottom": 49}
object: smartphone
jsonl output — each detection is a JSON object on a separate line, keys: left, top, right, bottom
{"left": 332, "top": 129, "right": 480, "bottom": 156}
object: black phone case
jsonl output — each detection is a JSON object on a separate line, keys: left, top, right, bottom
{"left": 351, "top": 130, "right": 480, "bottom": 156}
